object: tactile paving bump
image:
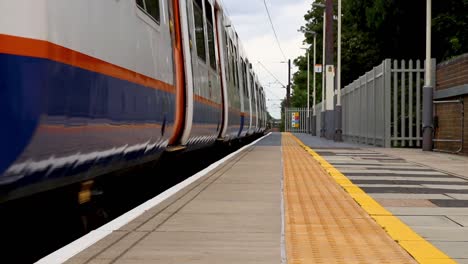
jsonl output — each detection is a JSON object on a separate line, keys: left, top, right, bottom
{"left": 282, "top": 133, "right": 417, "bottom": 264}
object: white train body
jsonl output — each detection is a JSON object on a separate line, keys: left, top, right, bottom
{"left": 0, "top": 0, "right": 267, "bottom": 200}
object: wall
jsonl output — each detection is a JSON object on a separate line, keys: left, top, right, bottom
{"left": 434, "top": 53, "right": 468, "bottom": 154}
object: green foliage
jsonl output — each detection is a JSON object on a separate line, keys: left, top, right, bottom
{"left": 287, "top": 0, "right": 468, "bottom": 109}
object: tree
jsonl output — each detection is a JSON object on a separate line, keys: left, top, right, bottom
{"left": 287, "top": 0, "right": 468, "bottom": 109}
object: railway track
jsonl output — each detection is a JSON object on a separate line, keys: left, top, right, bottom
{"left": 0, "top": 136, "right": 261, "bottom": 264}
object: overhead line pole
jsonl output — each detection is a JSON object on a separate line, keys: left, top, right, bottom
{"left": 321, "top": 6, "right": 326, "bottom": 137}
{"left": 422, "top": 0, "right": 433, "bottom": 151}
{"left": 335, "top": 0, "right": 343, "bottom": 141}
{"left": 312, "top": 2, "right": 326, "bottom": 137}
{"left": 287, "top": 59, "right": 291, "bottom": 108}
{"left": 312, "top": 33, "right": 317, "bottom": 136}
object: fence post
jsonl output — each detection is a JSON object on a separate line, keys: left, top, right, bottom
{"left": 409, "top": 60, "right": 414, "bottom": 147}
{"left": 401, "top": 60, "right": 406, "bottom": 147}
{"left": 373, "top": 66, "right": 377, "bottom": 146}
{"left": 384, "top": 59, "right": 392, "bottom": 147}
{"left": 416, "top": 60, "right": 422, "bottom": 147}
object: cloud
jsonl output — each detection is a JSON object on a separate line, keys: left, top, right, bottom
{"left": 222, "top": 0, "right": 310, "bottom": 118}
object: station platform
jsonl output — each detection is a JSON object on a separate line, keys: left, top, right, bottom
{"left": 40, "top": 133, "right": 468, "bottom": 264}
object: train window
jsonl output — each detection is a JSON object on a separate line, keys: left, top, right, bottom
{"left": 205, "top": 0, "right": 217, "bottom": 70}
{"left": 224, "top": 32, "right": 231, "bottom": 83}
{"left": 136, "top": 0, "right": 160, "bottom": 23}
{"left": 136, "top": 0, "right": 145, "bottom": 8}
{"left": 241, "top": 60, "right": 249, "bottom": 98}
{"left": 233, "top": 47, "right": 240, "bottom": 91}
{"left": 229, "top": 40, "right": 236, "bottom": 87}
{"left": 250, "top": 73, "right": 254, "bottom": 98}
{"left": 193, "top": 0, "right": 206, "bottom": 61}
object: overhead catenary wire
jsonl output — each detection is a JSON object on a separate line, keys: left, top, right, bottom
{"left": 262, "top": 0, "right": 287, "bottom": 61}
{"left": 257, "top": 61, "right": 287, "bottom": 88}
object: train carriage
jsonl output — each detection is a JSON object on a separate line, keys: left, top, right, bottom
{"left": 0, "top": 0, "right": 267, "bottom": 201}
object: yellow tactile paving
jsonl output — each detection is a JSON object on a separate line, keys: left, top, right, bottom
{"left": 284, "top": 133, "right": 457, "bottom": 264}
{"left": 282, "top": 133, "right": 417, "bottom": 264}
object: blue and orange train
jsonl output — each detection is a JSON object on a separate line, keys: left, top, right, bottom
{"left": 0, "top": 0, "right": 267, "bottom": 201}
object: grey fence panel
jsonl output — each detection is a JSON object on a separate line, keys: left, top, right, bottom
{"left": 315, "top": 103, "right": 322, "bottom": 136}
{"left": 340, "top": 58, "right": 433, "bottom": 147}
{"left": 284, "top": 58, "right": 434, "bottom": 148}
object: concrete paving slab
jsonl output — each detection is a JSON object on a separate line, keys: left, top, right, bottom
{"left": 362, "top": 186, "right": 468, "bottom": 194}
{"left": 117, "top": 231, "right": 280, "bottom": 264}
{"left": 158, "top": 212, "right": 280, "bottom": 233}
{"left": 447, "top": 215, "right": 468, "bottom": 227}
{"left": 412, "top": 226, "right": 468, "bottom": 241}
{"left": 429, "top": 241, "right": 468, "bottom": 259}
{"left": 446, "top": 193, "right": 468, "bottom": 200}
{"left": 387, "top": 207, "right": 468, "bottom": 216}
{"left": 357, "top": 184, "right": 424, "bottom": 188}
{"left": 397, "top": 215, "right": 461, "bottom": 227}
{"left": 341, "top": 170, "right": 448, "bottom": 175}
{"left": 178, "top": 200, "right": 280, "bottom": 215}
{"left": 422, "top": 184, "right": 468, "bottom": 190}
{"left": 349, "top": 176, "right": 463, "bottom": 182}
{"left": 369, "top": 148, "right": 468, "bottom": 179}
{"left": 369, "top": 193, "right": 453, "bottom": 200}
{"left": 375, "top": 199, "right": 437, "bottom": 207}
{"left": 354, "top": 179, "right": 468, "bottom": 185}
{"left": 431, "top": 200, "right": 468, "bottom": 207}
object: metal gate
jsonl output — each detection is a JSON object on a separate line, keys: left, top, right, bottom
{"left": 284, "top": 108, "right": 313, "bottom": 133}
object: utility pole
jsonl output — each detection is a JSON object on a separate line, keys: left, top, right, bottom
{"left": 422, "top": 0, "right": 433, "bottom": 151}
{"left": 325, "top": 0, "right": 335, "bottom": 140}
{"left": 286, "top": 59, "right": 291, "bottom": 108}
{"left": 300, "top": 29, "right": 317, "bottom": 136}
{"left": 334, "top": 0, "right": 343, "bottom": 142}
{"left": 312, "top": 33, "right": 317, "bottom": 136}
{"left": 307, "top": 50, "right": 310, "bottom": 134}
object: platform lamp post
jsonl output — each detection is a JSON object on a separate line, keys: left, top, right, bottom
{"left": 422, "top": 0, "right": 433, "bottom": 151}
{"left": 313, "top": 2, "right": 326, "bottom": 137}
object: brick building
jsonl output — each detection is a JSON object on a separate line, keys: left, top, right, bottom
{"left": 434, "top": 53, "right": 468, "bottom": 154}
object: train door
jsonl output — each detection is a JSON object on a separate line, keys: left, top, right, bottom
{"left": 168, "top": 0, "right": 187, "bottom": 146}
{"left": 179, "top": 0, "right": 222, "bottom": 147}
{"left": 214, "top": 5, "right": 229, "bottom": 140}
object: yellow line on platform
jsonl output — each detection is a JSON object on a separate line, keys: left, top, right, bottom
{"left": 288, "top": 133, "right": 456, "bottom": 264}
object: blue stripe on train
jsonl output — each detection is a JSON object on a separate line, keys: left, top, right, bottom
{"left": 0, "top": 54, "right": 43, "bottom": 175}
{"left": 0, "top": 53, "right": 176, "bottom": 181}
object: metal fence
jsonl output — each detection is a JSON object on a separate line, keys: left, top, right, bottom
{"left": 342, "top": 59, "right": 435, "bottom": 147}
{"left": 285, "top": 58, "right": 435, "bottom": 148}
{"left": 284, "top": 108, "right": 313, "bottom": 133}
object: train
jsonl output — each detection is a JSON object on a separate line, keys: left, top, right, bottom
{"left": 0, "top": 0, "right": 267, "bottom": 202}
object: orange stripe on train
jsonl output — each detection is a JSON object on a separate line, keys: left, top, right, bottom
{"left": 0, "top": 34, "right": 176, "bottom": 94}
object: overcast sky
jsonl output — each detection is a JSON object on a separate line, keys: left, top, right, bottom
{"left": 221, "top": 0, "right": 311, "bottom": 119}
